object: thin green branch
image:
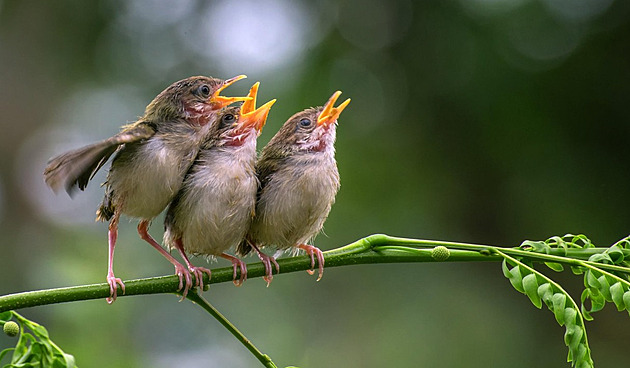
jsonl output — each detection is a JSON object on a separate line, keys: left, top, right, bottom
{"left": 1, "top": 234, "right": 628, "bottom": 313}
{"left": 186, "top": 291, "right": 277, "bottom": 368}
{"left": 373, "top": 235, "right": 630, "bottom": 274}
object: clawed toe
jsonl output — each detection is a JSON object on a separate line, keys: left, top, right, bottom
{"left": 190, "top": 266, "right": 212, "bottom": 290}
{"left": 106, "top": 274, "right": 125, "bottom": 304}
{"left": 298, "top": 244, "right": 325, "bottom": 281}
{"left": 220, "top": 253, "right": 247, "bottom": 286}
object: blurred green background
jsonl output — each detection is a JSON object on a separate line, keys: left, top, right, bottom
{"left": 1, "top": 0, "right": 629, "bottom": 367}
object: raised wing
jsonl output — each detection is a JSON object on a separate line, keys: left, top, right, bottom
{"left": 44, "top": 122, "right": 156, "bottom": 195}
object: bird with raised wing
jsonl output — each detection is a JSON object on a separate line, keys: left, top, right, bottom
{"left": 44, "top": 75, "right": 250, "bottom": 302}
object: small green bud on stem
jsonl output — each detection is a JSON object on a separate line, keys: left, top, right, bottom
{"left": 3, "top": 321, "right": 19, "bottom": 337}
{"left": 431, "top": 246, "right": 450, "bottom": 261}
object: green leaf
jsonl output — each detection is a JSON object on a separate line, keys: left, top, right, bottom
{"left": 610, "top": 282, "right": 625, "bottom": 311}
{"left": 13, "top": 332, "right": 36, "bottom": 363}
{"left": 552, "top": 293, "right": 567, "bottom": 325}
{"left": 569, "top": 234, "right": 593, "bottom": 248}
{"left": 502, "top": 261, "right": 525, "bottom": 293}
{"left": 623, "top": 291, "right": 630, "bottom": 313}
{"left": 596, "top": 275, "right": 612, "bottom": 300}
{"left": 522, "top": 273, "right": 542, "bottom": 309}
{"left": 545, "top": 262, "right": 564, "bottom": 272}
{"left": 538, "top": 283, "right": 554, "bottom": 306}
{"left": 563, "top": 307, "right": 577, "bottom": 326}
{"left": 570, "top": 265, "right": 585, "bottom": 275}
{"left": 61, "top": 353, "right": 76, "bottom": 368}
{"left": 606, "top": 245, "right": 625, "bottom": 264}
{"left": 581, "top": 289, "right": 605, "bottom": 321}
{"left": 589, "top": 253, "right": 612, "bottom": 264}
{"left": 520, "top": 240, "right": 549, "bottom": 252}
{"left": 584, "top": 271, "right": 600, "bottom": 289}
{"left": 546, "top": 236, "right": 566, "bottom": 248}
{"left": 564, "top": 324, "right": 584, "bottom": 356}
{"left": 23, "top": 323, "right": 49, "bottom": 341}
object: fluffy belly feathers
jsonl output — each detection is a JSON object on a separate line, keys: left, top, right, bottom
{"left": 252, "top": 158, "right": 340, "bottom": 248}
{"left": 166, "top": 147, "right": 258, "bottom": 256}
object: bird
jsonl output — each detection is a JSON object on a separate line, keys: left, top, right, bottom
{"left": 163, "top": 82, "right": 275, "bottom": 294}
{"left": 43, "top": 75, "right": 250, "bottom": 303}
{"left": 239, "top": 91, "right": 350, "bottom": 284}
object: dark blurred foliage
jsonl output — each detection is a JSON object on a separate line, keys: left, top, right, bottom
{"left": 0, "top": 0, "right": 629, "bottom": 367}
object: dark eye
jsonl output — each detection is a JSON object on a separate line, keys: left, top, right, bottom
{"left": 298, "top": 118, "right": 312, "bottom": 128}
{"left": 199, "top": 85, "right": 211, "bottom": 97}
{"left": 222, "top": 113, "right": 235, "bottom": 125}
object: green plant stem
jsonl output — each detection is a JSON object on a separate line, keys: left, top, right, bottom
{"left": 1, "top": 234, "right": 628, "bottom": 312}
{"left": 186, "top": 291, "right": 277, "bottom": 368}
{"left": 370, "top": 235, "right": 630, "bottom": 274}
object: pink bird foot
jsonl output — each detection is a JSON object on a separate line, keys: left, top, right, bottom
{"left": 298, "top": 244, "right": 325, "bottom": 281}
{"left": 171, "top": 239, "right": 212, "bottom": 301}
{"left": 172, "top": 262, "right": 195, "bottom": 300}
{"left": 106, "top": 272, "right": 125, "bottom": 304}
{"left": 220, "top": 253, "right": 248, "bottom": 286}
{"left": 248, "top": 241, "right": 279, "bottom": 286}
{"left": 189, "top": 266, "right": 212, "bottom": 290}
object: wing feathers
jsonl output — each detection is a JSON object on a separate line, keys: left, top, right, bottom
{"left": 44, "top": 123, "right": 155, "bottom": 195}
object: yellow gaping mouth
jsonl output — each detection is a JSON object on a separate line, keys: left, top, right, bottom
{"left": 210, "top": 74, "right": 252, "bottom": 109}
{"left": 239, "top": 82, "right": 276, "bottom": 133}
{"left": 317, "top": 91, "right": 351, "bottom": 127}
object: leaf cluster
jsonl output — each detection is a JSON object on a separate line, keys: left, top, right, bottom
{"left": 0, "top": 311, "right": 75, "bottom": 368}
{"left": 502, "top": 234, "right": 630, "bottom": 367}
{"left": 501, "top": 252, "right": 593, "bottom": 367}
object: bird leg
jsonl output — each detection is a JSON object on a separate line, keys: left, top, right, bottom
{"left": 219, "top": 253, "right": 248, "bottom": 286}
{"left": 137, "top": 220, "right": 198, "bottom": 299}
{"left": 171, "top": 238, "right": 212, "bottom": 292}
{"left": 246, "top": 239, "right": 279, "bottom": 286}
{"left": 106, "top": 212, "right": 125, "bottom": 304}
{"left": 298, "top": 244, "right": 325, "bottom": 281}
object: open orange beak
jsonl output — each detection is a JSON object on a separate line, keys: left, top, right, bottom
{"left": 210, "top": 74, "right": 252, "bottom": 109}
{"left": 317, "top": 91, "right": 351, "bottom": 127}
{"left": 239, "top": 82, "right": 276, "bottom": 133}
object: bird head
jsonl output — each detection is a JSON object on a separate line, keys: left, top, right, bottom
{"left": 212, "top": 82, "right": 276, "bottom": 146}
{"left": 144, "top": 75, "right": 251, "bottom": 126}
{"left": 267, "top": 91, "right": 350, "bottom": 154}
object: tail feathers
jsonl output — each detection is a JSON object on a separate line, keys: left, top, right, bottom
{"left": 95, "top": 191, "right": 115, "bottom": 222}
{"left": 44, "top": 141, "right": 119, "bottom": 196}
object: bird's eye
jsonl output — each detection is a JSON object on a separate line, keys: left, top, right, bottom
{"left": 199, "top": 85, "right": 211, "bottom": 97}
{"left": 222, "top": 114, "right": 235, "bottom": 125}
{"left": 299, "top": 118, "right": 312, "bottom": 128}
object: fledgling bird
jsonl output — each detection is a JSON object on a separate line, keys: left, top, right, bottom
{"left": 43, "top": 75, "right": 250, "bottom": 303}
{"left": 163, "top": 83, "right": 275, "bottom": 293}
{"left": 239, "top": 91, "right": 351, "bottom": 283}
